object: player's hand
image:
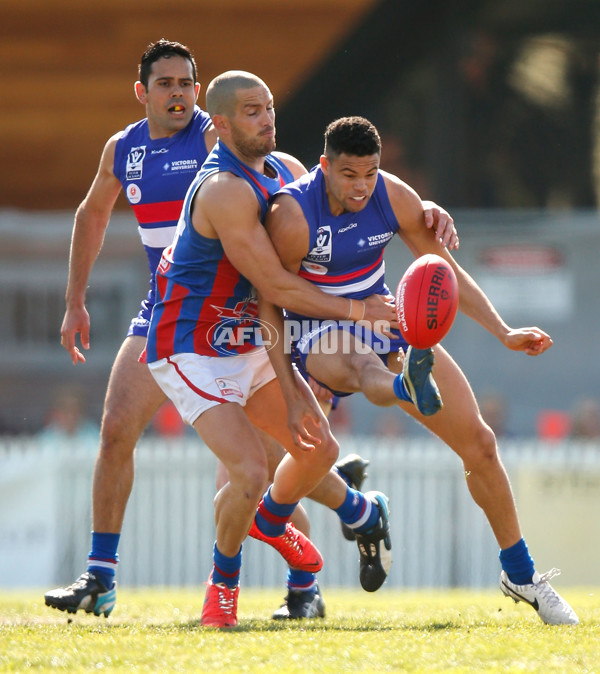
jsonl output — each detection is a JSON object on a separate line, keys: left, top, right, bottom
{"left": 60, "top": 305, "right": 91, "bottom": 365}
{"left": 361, "top": 294, "right": 398, "bottom": 336}
{"left": 422, "top": 200, "right": 459, "bottom": 250}
{"left": 286, "top": 392, "right": 324, "bottom": 452}
{"left": 503, "top": 327, "right": 553, "bottom": 356}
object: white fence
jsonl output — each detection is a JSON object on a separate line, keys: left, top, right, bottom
{"left": 1, "top": 436, "right": 599, "bottom": 590}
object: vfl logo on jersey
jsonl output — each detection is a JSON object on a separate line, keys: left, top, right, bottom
{"left": 306, "top": 225, "right": 332, "bottom": 263}
{"left": 126, "top": 146, "right": 146, "bottom": 180}
{"left": 126, "top": 183, "right": 142, "bottom": 204}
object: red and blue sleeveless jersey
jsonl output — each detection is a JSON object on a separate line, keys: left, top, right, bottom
{"left": 145, "top": 141, "right": 295, "bottom": 361}
{"left": 278, "top": 166, "right": 399, "bottom": 320}
{"left": 113, "top": 106, "right": 212, "bottom": 301}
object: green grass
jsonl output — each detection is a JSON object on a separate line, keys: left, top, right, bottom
{"left": 0, "top": 588, "right": 598, "bottom": 673}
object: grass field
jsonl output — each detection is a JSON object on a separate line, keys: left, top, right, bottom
{"left": 0, "top": 587, "right": 598, "bottom": 673}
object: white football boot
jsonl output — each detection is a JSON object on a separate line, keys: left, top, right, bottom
{"left": 500, "top": 568, "right": 579, "bottom": 625}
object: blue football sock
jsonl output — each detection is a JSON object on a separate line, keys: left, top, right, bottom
{"left": 334, "top": 487, "right": 379, "bottom": 534}
{"left": 255, "top": 486, "right": 297, "bottom": 537}
{"left": 499, "top": 538, "right": 535, "bottom": 585}
{"left": 335, "top": 466, "right": 352, "bottom": 487}
{"left": 287, "top": 568, "right": 317, "bottom": 594}
{"left": 88, "top": 531, "right": 120, "bottom": 589}
{"left": 212, "top": 542, "right": 242, "bottom": 588}
{"left": 392, "top": 374, "right": 411, "bottom": 402}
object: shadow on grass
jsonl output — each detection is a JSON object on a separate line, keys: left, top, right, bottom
{"left": 169, "top": 618, "right": 464, "bottom": 633}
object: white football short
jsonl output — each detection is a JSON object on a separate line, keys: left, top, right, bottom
{"left": 148, "top": 347, "right": 277, "bottom": 426}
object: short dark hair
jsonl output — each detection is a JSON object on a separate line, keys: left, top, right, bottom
{"left": 138, "top": 39, "right": 197, "bottom": 88}
{"left": 324, "top": 116, "right": 381, "bottom": 159}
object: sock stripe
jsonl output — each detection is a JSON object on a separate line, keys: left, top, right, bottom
{"left": 88, "top": 558, "right": 118, "bottom": 571}
{"left": 213, "top": 564, "right": 240, "bottom": 580}
{"left": 257, "top": 501, "right": 291, "bottom": 526}
{"left": 289, "top": 579, "right": 318, "bottom": 593}
{"left": 348, "top": 500, "right": 371, "bottom": 530}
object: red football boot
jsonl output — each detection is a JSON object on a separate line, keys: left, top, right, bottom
{"left": 249, "top": 520, "right": 323, "bottom": 572}
{"left": 201, "top": 576, "right": 239, "bottom": 628}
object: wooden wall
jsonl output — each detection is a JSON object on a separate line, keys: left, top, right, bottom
{"left": 0, "top": 0, "right": 377, "bottom": 209}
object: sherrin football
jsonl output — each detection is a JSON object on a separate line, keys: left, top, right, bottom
{"left": 395, "top": 254, "right": 458, "bottom": 349}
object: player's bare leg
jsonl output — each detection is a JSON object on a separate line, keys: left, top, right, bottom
{"left": 194, "top": 403, "right": 271, "bottom": 556}
{"left": 244, "top": 378, "right": 339, "bottom": 503}
{"left": 247, "top": 374, "right": 391, "bottom": 593}
{"left": 197, "top": 386, "right": 333, "bottom": 626}
{"left": 404, "top": 344, "right": 579, "bottom": 624}
{"left": 399, "top": 344, "right": 521, "bottom": 548}
{"left": 305, "top": 333, "right": 441, "bottom": 415}
{"left": 93, "top": 335, "right": 167, "bottom": 532}
{"left": 215, "top": 431, "right": 312, "bottom": 534}
{"left": 45, "top": 335, "right": 167, "bottom": 618}
{"left": 195, "top": 402, "right": 273, "bottom": 628}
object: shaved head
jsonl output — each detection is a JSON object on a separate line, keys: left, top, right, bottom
{"left": 206, "top": 70, "right": 269, "bottom": 118}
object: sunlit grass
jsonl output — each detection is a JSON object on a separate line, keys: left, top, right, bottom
{"left": 0, "top": 587, "right": 597, "bottom": 672}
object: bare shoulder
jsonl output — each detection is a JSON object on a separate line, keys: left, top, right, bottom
{"left": 269, "top": 191, "right": 305, "bottom": 224}
{"left": 271, "top": 151, "right": 307, "bottom": 179}
{"left": 267, "top": 192, "right": 308, "bottom": 239}
{"left": 379, "top": 169, "right": 420, "bottom": 201}
{"left": 195, "top": 171, "right": 258, "bottom": 233}
{"left": 201, "top": 170, "right": 255, "bottom": 205}
{"left": 266, "top": 193, "right": 309, "bottom": 267}
{"left": 380, "top": 169, "right": 424, "bottom": 226}
{"left": 97, "top": 131, "right": 123, "bottom": 174}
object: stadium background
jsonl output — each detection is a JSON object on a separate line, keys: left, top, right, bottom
{"left": 1, "top": 0, "right": 599, "bottom": 588}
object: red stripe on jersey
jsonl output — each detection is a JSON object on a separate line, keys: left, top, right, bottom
{"left": 298, "top": 251, "right": 384, "bottom": 284}
{"left": 238, "top": 165, "right": 269, "bottom": 201}
{"left": 194, "top": 254, "right": 243, "bottom": 355}
{"left": 155, "top": 276, "right": 189, "bottom": 359}
{"left": 131, "top": 200, "right": 184, "bottom": 224}
{"left": 166, "top": 356, "right": 227, "bottom": 404}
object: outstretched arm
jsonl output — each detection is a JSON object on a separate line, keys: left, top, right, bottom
{"left": 385, "top": 172, "right": 552, "bottom": 356}
{"left": 61, "top": 134, "right": 123, "bottom": 364}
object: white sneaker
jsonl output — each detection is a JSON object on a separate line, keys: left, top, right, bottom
{"left": 500, "top": 568, "right": 579, "bottom": 625}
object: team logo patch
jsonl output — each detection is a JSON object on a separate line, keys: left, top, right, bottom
{"left": 215, "top": 378, "right": 243, "bottom": 398}
{"left": 126, "top": 146, "right": 146, "bottom": 180}
{"left": 126, "top": 183, "right": 142, "bottom": 204}
{"left": 301, "top": 260, "right": 328, "bottom": 275}
{"left": 306, "top": 225, "right": 332, "bottom": 262}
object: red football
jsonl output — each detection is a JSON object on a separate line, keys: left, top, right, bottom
{"left": 395, "top": 254, "right": 458, "bottom": 348}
